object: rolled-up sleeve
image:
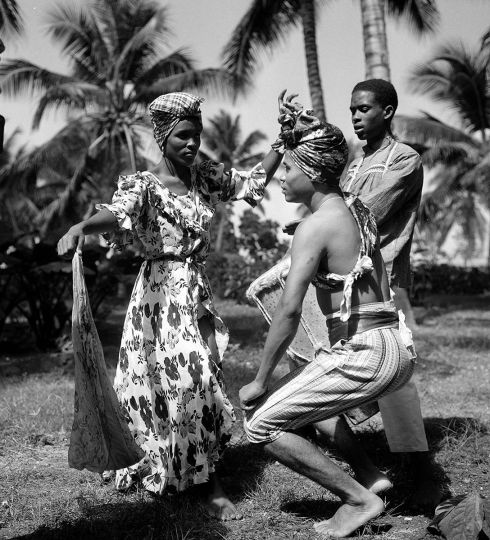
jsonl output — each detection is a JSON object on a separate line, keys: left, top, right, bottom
{"left": 199, "top": 160, "right": 267, "bottom": 207}
{"left": 95, "top": 174, "right": 147, "bottom": 249}
{"left": 358, "top": 152, "right": 423, "bottom": 227}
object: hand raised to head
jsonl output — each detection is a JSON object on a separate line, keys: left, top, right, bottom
{"left": 277, "top": 89, "right": 318, "bottom": 131}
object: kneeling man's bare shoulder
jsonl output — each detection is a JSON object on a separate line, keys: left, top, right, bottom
{"left": 292, "top": 212, "right": 337, "bottom": 259}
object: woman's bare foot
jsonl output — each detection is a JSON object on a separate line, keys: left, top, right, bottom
{"left": 313, "top": 493, "right": 384, "bottom": 538}
{"left": 202, "top": 474, "right": 243, "bottom": 521}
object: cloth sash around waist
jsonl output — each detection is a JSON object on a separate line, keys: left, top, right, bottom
{"left": 326, "top": 310, "right": 399, "bottom": 345}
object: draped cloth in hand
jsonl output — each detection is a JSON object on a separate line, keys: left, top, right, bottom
{"left": 69, "top": 252, "right": 144, "bottom": 473}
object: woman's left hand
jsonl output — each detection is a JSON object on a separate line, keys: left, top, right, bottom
{"left": 239, "top": 381, "right": 268, "bottom": 412}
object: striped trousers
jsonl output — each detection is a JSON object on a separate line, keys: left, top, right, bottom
{"left": 245, "top": 327, "right": 414, "bottom": 444}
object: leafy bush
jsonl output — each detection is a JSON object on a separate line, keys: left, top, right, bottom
{"left": 412, "top": 263, "right": 490, "bottom": 304}
{"left": 206, "top": 209, "right": 289, "bottom": 303}
{"left": 0, "top": 239, "right": 118, "bottom": 352}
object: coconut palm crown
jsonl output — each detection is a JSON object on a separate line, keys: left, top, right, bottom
{"left": 222, "top": 0, "right": 439, "bottom": 120}
{"left": 200, "top": 109, "right": 267, "bottom": 252}
{"left": 0, "top": 0, "right": 236, "bottom": 234}
{"left": 394, "top": 29, "right": 490, "bottom": 263}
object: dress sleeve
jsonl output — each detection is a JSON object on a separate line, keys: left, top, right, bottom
{"left": 357, "top": 151, "right": 423, "bottom": 227}
{"left": 198, "top": 160, "right": 267, "bottom": 207}
{"left": 95, "top": 173, "right": 147, "bottom": 250}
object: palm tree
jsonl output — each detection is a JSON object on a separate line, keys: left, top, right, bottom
{"left": 0, "top": 129, "right": 38, "bottom": 242}
{"left": 0, "top": 0, "right": 24, "bottom": 151}
{"left": 360, "top": 0, "right": 439, "bottom": 80}
{"left": 223, "top": 0, "right": 326, "bottom": 120}
{"left": 394, "top": 30, "right": 490, "bottom": 265}
{"left": 223, "top": 0, "right": 439, "bottom": 121}
{"left": 200, "top": 109, "right": 267, "bottom": 251}
{"left": 0, "top": 0, "right": 235, "bottom": 233}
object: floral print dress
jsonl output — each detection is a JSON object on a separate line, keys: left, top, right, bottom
{"left": 96, "top": 161, "right": 266, "bottom": 494}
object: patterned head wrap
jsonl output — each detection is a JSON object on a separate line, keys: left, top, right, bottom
{"left": 148, "top": 92, "right": 204, "bottom": 154}
{"left": 276, "top": 109, "right": 348, "bottom": 184}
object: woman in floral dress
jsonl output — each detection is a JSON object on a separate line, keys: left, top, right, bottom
{"left": 57, "top": 92, "right": 284, "bottom": 519}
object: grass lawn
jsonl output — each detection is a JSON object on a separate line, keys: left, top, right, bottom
{"left": 1, "top": 298, "right": 489, "bottom": 539}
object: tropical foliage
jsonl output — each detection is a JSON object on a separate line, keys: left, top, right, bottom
{"left": 222, "top": 0, "right": 439, "bottom": 121}
{"left": 394, "top": 28, "right": 490, "bottom": 264}
{"left": 0, "top": 0, "right": 235, "bottom": 237}
{"left": 360, "top": 0, "right": 439, "bottom": 80}
{"left": 222, "top": 0, "right": 327, "bottom": 120}
{"left": 0, "top": 0, "right": 23, "bottom": 39}
{"left": 200, "top": 109, "right": 267, "bottom": 251}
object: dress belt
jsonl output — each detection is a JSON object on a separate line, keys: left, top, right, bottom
{"left": 326, "top": 310, "right": 399, "bottom": 345}
{"left": 145, "top": 254, "right": 202, "bottom": 265}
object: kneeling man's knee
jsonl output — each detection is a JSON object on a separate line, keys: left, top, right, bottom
{"left": 244, "top": 413, "right": 274, "bottom": 444}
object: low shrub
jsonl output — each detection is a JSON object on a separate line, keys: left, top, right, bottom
{"left": 0, "top": 240, "right": 119, "bottom": 351}
{"left": 412, "top": 263, "right": 490, "bottom": 304}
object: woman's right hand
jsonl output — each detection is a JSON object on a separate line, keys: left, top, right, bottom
{"left": 57, "top": 224, "right": 85, "bottom": 256}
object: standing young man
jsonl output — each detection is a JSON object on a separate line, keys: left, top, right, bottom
{"left": 315, "top": 79, "right": 441, "bottom": 508}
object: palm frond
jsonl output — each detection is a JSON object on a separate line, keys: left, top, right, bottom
{"left": 32, "top": 82, "right": 108, "bottom": 129}
{"left": 221, "top": 0, "right": 301, "bottom": 91}
{"left": 132, "top": 49, "right": 195, "bottom": 99}
{"left": 386, "top": 0, "right": 439, "bottom": 34}
{"left": 112, "top": 8, "right": 167, "bottom": 83}
{"left": 0, "top": 0, "right": 23, "bottom": 37}
{"left": 45, "top": 3, "right": 108, "bottom": 82}
{"left": 236, "top": 130, "right": 267, "bottom": 158}
{"left": 0, "top": 59, "right": 76, "bottom": 98}
{"left": 112, "top": 2, "right": 171, "bottom": 83}
{"left": 393, "top": 114, "right": 477, "bottom": 149}
{"left": 422, "top": 141, "right": 479, "bottom": 169}
{"left": 16, "top": 120, "right": 95, "bottom": 179}
{"left": 135, "top": 68, "right": 239, "bottom": 103}
{"left": 461, "top": 150, "right": 490, "bottom": 203}
{"left": 409, "top": 42, "right": 489, "bottom": 134}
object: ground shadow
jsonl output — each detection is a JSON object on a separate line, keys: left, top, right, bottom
{"left": 351, "top": 416, "right": 488, "bottom": 516}
{"left": 215, "top": 439, "right": 272, "bottom": 501}
{"left": 11, "top": 442, "right": 270, "bottom": 540}
{"left": 14, "top": 495, "right": 229, "bottom": 540}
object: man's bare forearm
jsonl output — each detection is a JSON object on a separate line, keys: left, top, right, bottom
{"left": 254, "top": 305, "right": 301, "bottom": 387}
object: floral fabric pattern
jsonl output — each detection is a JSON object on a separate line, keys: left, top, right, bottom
{"left": 95, "top": 160, "right": 266, "bottom": 494}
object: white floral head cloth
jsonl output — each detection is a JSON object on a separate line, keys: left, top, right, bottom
{"left": 148, "top": 92, "right": 204, "bottom": 154}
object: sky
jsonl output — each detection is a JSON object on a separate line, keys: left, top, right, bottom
{"left": 1, "top": 0, "right": 490, "bottom": 226}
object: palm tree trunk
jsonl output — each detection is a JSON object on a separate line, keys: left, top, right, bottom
{"left": 300, "top": 0, "right": 327, "bottom": 121}
{"left": 215, "top": 206, "right": 227, "bottom": 252}
{"left": 360, "top": 0, "right": 391, "bottom": 81}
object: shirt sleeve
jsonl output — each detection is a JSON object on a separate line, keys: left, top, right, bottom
{"left": 95, "top": 174, "right": 147, "bottom": 250}
{"left": 198, "top": 160, "right": 267, "bottom": 207}
{"left": 357, "top": 151, "right": 423, "bottom": 227}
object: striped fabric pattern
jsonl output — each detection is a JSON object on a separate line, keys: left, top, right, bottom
{"left": 245, "top": 327, "right": 414, "bottom": 444}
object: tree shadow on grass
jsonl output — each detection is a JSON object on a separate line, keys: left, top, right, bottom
{"left": 353, "top": 416, "right": 488, "bottom": 517}
{"left": 13, "top": 441, "right": 271, "bottom": 540}
{"left": 15, "top": 493, "right": 230, "bottom": 540}
{"left": 215, "top": 438, "right": 272, "bottom": 500}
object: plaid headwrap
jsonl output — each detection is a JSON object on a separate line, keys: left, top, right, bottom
{"left": 148, "top": 92, "right": 204, "bottom": 154}
{"left": 275, "top": 110, "right": 348, "bottom": 184}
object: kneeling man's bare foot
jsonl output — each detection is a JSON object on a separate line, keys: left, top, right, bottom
{"left": 202, "top": 474, "right": 243, "bottom": 521}
{"left": 313, "top": 493, "right": 384, "bottom": 538}
{"left": 355, "top": 468, "right": 393, "bottom": 495}
{"left": 365, "top": 473, "right": 393, "bottom": 495}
